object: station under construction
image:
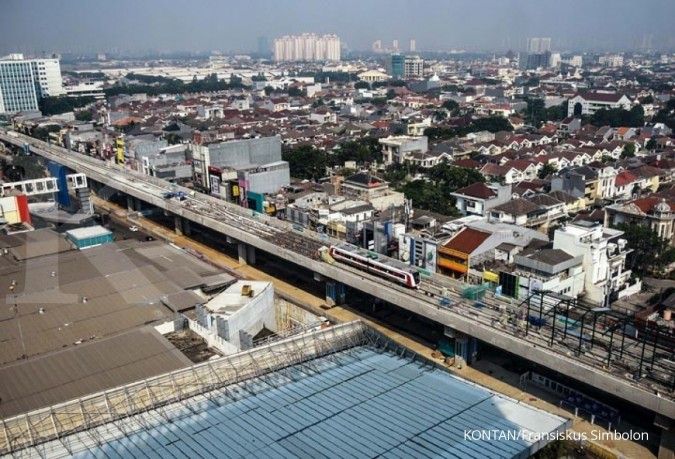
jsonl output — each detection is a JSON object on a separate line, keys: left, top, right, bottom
{"left": 1, "top": 322, "right": 570, "bottom": 458}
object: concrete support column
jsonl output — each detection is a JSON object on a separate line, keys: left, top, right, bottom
{"left": 174, "top": 215, "right": 183, "bottom": 236}
{"left": 326, "top": 281, "right": 346, "bottom": 306}
{"left": 657, "top": 421, "right": 674, "bottom": 459}
{"left": 238, "top": 243, "right": 248, "bottom": 265}
{"left": 126, "top": 195, "right": 134, "bottom": 212}
{"left": 134, "top": 198, "right": 142, "bottom": 212}
{"left": 183, "top": 219, "right": 192, "bottom": 236}
{"left": 246, "top": 245, "right": 256, "bottom": 265}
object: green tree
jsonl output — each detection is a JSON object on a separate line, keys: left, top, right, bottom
{"left": 383, "top": 163, "right": 416, "bottom": 187}
{"left": 617, "top": 223, "right": 675, "bottom": 277}
{"left": 589, "top": 106, "right": 644, "bottom": 127}
{"left": 354, "top": 81, "right": 370, "bottom": 89}
{"left": 646, "top": 138, "right": 658, "bottom": 150}
{"left": 395, "top": 164, "right": 483, "bottom": 216}
{"left": 31, "top": 124, "right": 61, "bottom": 141}
{"left": 282, "top": 145, "right": 327, "bottom": 180}
{"left": 38, "top": 96, "right": 95, "bottom": 115}
{"left": 621, "top": 143, "right": 636, "bottom": 158}
{"left": 288, "top": 86, "right": 305, "bottom": 97}
{"left": 538, "top": 163, "right": 558, "bottom": 179}
{"left": 75, "top": 110, "right": 93, "bottom": 122}
{"left": 13, "top": 154, "right": 46, "bottom": 179}
{"left": 653, "top": 98, "right": 675, "bottom": 130}
{"left": 330, "top": 138, "right": 381, "bottom": 166}
{"left": 442, "top": 99, "right": 459, "bottom": 113}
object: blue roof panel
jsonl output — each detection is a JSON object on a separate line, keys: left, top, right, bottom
{"left": 22, "top": 345, "right": 569, "bottom": 459}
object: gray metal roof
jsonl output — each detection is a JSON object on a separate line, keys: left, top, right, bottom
{"left": 0, "top": 327, "right": 191, "bottom": 419}
{"left": 17, "top": 346, "right": 569, "bottom": 458}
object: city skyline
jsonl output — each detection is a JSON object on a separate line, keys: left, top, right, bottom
{"left": 2, "top": 0, "right": 675, "bottom": 55}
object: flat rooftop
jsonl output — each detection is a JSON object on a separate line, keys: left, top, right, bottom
{"left": 6, "top": 324, "right": 570, "bottom": 458}
{"left": 204, "top": 280, "right": 272, "bottom": 315}
{"left": 0, "top": 230, "right": 225, "bottom": 418}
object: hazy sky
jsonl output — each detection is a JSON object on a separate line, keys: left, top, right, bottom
{"left": 2, "top": 0, "right": 674, "bottom": 55}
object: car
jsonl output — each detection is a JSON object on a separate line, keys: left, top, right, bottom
{"left": 129, "top": 225, "right": 140, "bottom": 232}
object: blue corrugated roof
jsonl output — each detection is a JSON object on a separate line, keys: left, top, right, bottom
{"left": 18, "top": 346, "right": 569, "bottom": 459}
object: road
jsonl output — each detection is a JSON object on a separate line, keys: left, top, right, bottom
{"left": 1, "top": 129, "right": 673, "bottom": 419}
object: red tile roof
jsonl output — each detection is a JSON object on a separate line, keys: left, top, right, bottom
{"left": 443, "top": 227, "right": 491, "bottom": 254}
{"left": 631, "top": 196, "right": 669, "bottom": 214}
{"left": 615, "top": 170, "right": 638, "bottom": 187}
{"left": 576, "top": 91, "right": 628, "bottom": 103}
{"left": 453, "top": 182, "right": 496, "bottom": 199}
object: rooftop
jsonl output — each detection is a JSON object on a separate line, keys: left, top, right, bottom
{"left": 452, "top": 182, "right": 497, "bottom": 200}
{"left": 5, "top": 323, "right": 569, "bottom": 458}
{"left": 443, "top": 227, "right": 491, "bottom": 254}
{"left": 204, "top": 280, "right": 272, "bottom": 316}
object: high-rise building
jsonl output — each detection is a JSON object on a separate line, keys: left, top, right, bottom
{"left": 372, "top": 40, "right": 383, "bottom": 53}
{"left": 598, "top": 54, "right": 624, "bottom": 67}
{"left": 390, "top": 54, "right": 405, "bottom": 79}
{"left": 389, "top": 54, "right": 424, "bottom": 80}
{"left": 526, "top": 51, "right": 552, "bottom": 70}
{"left": 0, "top": 53, "right": 65, "bottom": 114}
{"left": 527, "top": 37, "right": 551, "bottom": 53}
{"left": 273, "top": 34, "right": 341, "bottom": 62}
{"left": 409, "top": 39, "right": 416, "bottom": 52}
{"left": 257, "top": 36, "right": 270, "bottom": 57}
{"left": 392, "top": 39, "right": 399, "bottom": 51}
{"left": 403, "top": 55, "right": 424, "bottom": 79}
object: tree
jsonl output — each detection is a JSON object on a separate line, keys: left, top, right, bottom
{"left": 165, "top": 133, "right": 182, "bottom": 145}
{"left": 442, "top": 99, "right": 459, "bottom": 112}
{"left": 354, "top": 81, "right": 370, "bottom": 89}
{"left": 432, "top": 110, "right": 447, "bottom": 122}
{"left": 653, "top": 98, "right": 675, "bottom": 130}
{"left": 395, "top": 164, "right": 483, "bottom": 216}
{"left": 282, "top": 145, "right": 327, "bottom": 180}
{"left": 31, "top": 125, "right": 61, "bottom": 141}
{"left": 589, "top": 106, "right": 644, "bottom": 127}
{"left": 646, "top": 138, "right": 658, "bottom": 150}
{"left": 287, "top": 86, "right": 305, "bottom": 97}
{"left": 621, "top": 143, "right": 636, "bottom": 158}
{"left": 75, "top": 110, "right": 93, "bottom": 122}
{"left": 13, "top": 154, "right": 46, "bottom": 179}
{"left": 617, "top": 223, "right": 675, "bottom": 277}
{"left": 330, "top": 138, "right": 381, "bottom": 166}
{"left": 538, "top": 163, "right": 558, "bottom": 179}
{"left": 383, "top": 163, "right": 415, "bottom": 187}
{"left": 39, "top": 96, "right": 95, "bottom": 115}
{"left": 523, "top": 98, "right": 568, "bottom": 127}
{"left": 400, "top": 180, "right": 459, "bottom": 216}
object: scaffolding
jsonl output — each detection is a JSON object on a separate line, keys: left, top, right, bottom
{"left": 0, "top": 321, "right": 397, "bottom": 456}
{"left": 520, "top": 290, "right": 675, "bottom": 393}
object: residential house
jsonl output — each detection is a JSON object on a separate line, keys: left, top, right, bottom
{"left": 378, "top": 135, "right": 429, "bottom": 165}
{"left": 550, "top": 166, "right": 600, "bottom": 201}
{"left": 605, "top": 195, "right": 675, "bottom": 243}
{"left": 451, "top": 182, "right": 512, "bottom": 216}
{"left": 514, "top": 248, "right": 585, "bottom": 300}
{"left": 553, "top": 220, "right": 639, "bottom": 304}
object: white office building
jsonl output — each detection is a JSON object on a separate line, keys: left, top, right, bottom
{"left": 527, "top": 37, "right": 551, "bottom": 53}
{"left": 273, "top": 34, "right": 341, "bottom": 62}
{"left": 0, "top": 53, "right": 65, "bottom": 114}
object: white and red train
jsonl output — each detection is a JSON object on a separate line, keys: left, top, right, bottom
{"left": 327, "top": 243, "right": 421, "bottom": 288}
